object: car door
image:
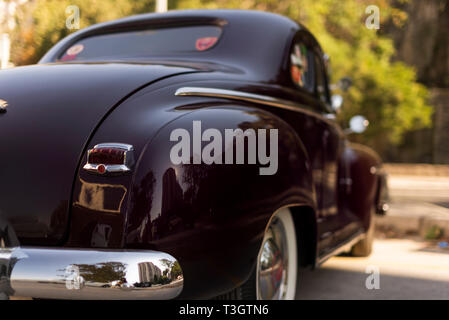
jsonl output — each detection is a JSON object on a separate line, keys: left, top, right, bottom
{"left": 287, "top": 35, "right": 335, "bottom": 251}
{"left": 312, "top": 47, "right": 363, "bottom": 253}
{"left": 287, "top": 33, "right": 360, "bottom": 256}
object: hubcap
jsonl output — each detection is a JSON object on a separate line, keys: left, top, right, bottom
{"left": 256, "top": 217, "right": 289, "bottom": 300}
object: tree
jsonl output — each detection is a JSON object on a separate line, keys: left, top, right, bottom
{"left": 75, "top": 262, "right": 127, "bottom": 283}
{"left": 170, "top": 261, "right": 183, "bottom": 279}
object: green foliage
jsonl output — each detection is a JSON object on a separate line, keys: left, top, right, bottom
{"left": 9, "top": 0, "right": 432, "bottom": 154}
{"left": 10, "top": 0, "right": 155, "bottom": 65}
{"left": 171, "top": 261, "right": 183, "bottom": 279}
{"left": 425, "top": 225, "right": 443, "bottom": 240}
{"left": 76, "top": 262, "right": 126, "bottom": 283}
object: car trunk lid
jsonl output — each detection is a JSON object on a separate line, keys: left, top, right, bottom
{"left": 0, "top": 62, "right": 198, "bottom": 245}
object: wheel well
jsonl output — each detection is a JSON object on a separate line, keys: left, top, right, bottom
{"left": 290, "top": 206, "right": 317, "bottom": 268}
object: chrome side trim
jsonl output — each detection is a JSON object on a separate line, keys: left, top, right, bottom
{"left": 1, "top": 247, "right": 183, "bottom": 300}
{"left": 175, "top": 87, "right": 302, "bottom": 113}
{"left": 83, "top": 143, "right": 135, "bottom": 175}
{"left": 175, "top": 87, "right": 342, "bottom": 135}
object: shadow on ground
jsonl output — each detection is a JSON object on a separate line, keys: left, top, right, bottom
{"left": 296, "top": 267, "right": 449, "bottom": 300}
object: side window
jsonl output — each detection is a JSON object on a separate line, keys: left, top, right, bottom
{"left": 314, "top": 54, "right": 330, "bottom": 104}
{"left": 289, "top": 42, "right": 315, "bottom": 92}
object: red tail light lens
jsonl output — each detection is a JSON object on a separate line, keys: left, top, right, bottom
{"left": 88, "top": 148, "right": 125, "bottom": 165}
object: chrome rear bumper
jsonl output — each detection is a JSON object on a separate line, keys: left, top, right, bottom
{"left": 0, "top": 247, "right": 183, "bottom": 300}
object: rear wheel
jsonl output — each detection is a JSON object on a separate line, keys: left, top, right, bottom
{"left": 219, "top": 208, "right": 298, "bottom": 300}
{"left": 350, "top": 209, "right": 375, "bottom": 257}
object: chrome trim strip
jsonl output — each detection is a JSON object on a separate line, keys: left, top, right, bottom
{"left": 1, "top": 247, "right": 183, "bottom": 300}
{"left": 83, "top": 143, "right": 135, "bottom": 175}
{"left": 175, "top": 87, "right": 341, "bottom": 133}
{"left": 175, "top": 87, "right": 302, "bottom": 113}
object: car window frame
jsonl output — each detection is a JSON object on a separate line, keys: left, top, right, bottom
{"left": 287, "top": 35, "right": 316, "bottom": 94}
{"left": 284, "top": 31, "right": 333, "bottom": 114}
{"left": 312, "top": 49, "right": 332, "bottom": 108}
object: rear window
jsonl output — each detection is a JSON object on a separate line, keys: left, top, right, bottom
{"left": 57, "top": 25, "right": 222, "bottom": 62}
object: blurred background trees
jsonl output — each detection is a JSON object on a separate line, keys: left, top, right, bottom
{"left": 8, "top": 0, "right": 156, "bottom": 65}
{"left": 5, "top": 0, "right": 449, "bottom": 163}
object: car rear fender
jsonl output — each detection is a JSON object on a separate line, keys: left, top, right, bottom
{"left": 341, "top": 143, "right": 382, "bottom": 230}
{"left": 125, "top": 104, "right": 316, "bottom": 298}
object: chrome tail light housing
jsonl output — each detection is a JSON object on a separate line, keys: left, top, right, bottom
{"left": 83, "top": 143, "right": 134, "bottom": 175}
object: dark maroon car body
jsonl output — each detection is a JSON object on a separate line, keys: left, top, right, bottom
{"left": 0, "top": 10, "right": 386, "bottom": 299}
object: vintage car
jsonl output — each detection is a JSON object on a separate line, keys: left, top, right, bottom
{"left": 0, "top": 9, "right": 388, "bottom": 300}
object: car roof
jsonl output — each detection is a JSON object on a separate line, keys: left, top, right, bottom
{"left": 40, "top": 10, "right": 316, "bottom": 84}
